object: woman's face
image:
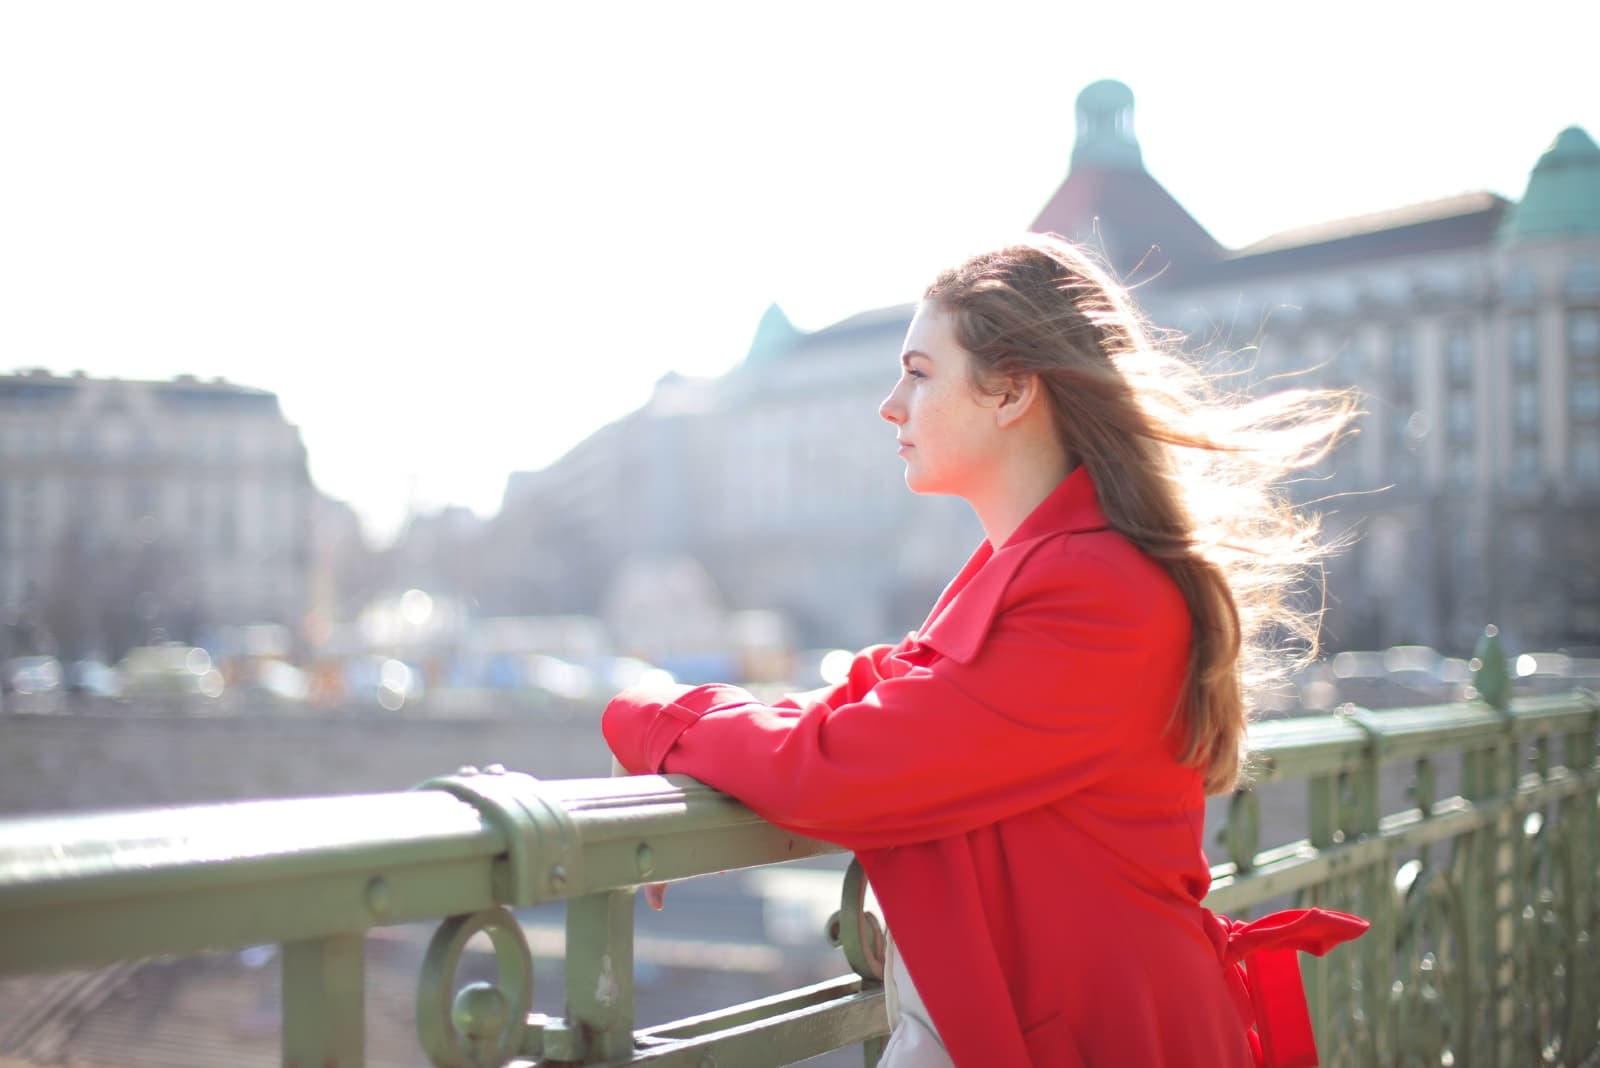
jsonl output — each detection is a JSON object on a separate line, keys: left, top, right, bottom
{"left": 879, "top": 302, "right": 1004, "bottom": 498}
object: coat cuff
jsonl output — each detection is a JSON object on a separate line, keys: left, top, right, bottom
{"left": 603, "top": 683, "right": 755, "bottom": 773}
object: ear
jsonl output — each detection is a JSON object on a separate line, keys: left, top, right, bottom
{"left": 993, "top": 373, "right": 1042, "bottom": 429}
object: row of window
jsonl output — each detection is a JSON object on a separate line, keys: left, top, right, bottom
{"left": 1256, "top": 309, "right": 1599, "bottom": 382}
{"left": 0, "top": 426, "right": 305, "bottom": 465}
{"left": 1229, "top": 258, "right": 1600, "bottom": 328}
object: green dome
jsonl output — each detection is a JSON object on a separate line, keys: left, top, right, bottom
{"left": 1071, "top": 79, "right": 1143, "bottom": 172}
{"left": 1502, "top": 126, "right": 1600, "bottom": 241}
{"left": 743, "top": 303, "right": 802, "bottom": 365}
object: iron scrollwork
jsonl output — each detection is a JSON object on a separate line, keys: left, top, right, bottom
{"left": 1390, "top": 858, "right": 1468, "bottom": 1067}
{"left": 417, "top": 907, "right": 535, "bottom": 1068}
{"left": 827, "top": 856, "right": 886, "bottom": 981}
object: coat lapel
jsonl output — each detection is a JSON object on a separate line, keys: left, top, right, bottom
{"left": 915, "top": 467, "right": 1109, "bottom": 665}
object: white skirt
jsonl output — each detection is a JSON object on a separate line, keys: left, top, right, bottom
{"left": 879, "top": 934, "right": 954, "bottom": 1068}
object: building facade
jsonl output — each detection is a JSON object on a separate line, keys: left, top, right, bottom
{"left": 492, "top": 82, "right": 1600, "bottom": 659}
{"left": 487, "top": 316, "right": 978, "bottom": 655}
{"left": 0, "top": 370, "right": 317, "bottom": 660}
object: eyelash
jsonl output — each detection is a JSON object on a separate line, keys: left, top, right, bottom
{"left": 905, "top": 368, "right": 926, "bottom": 380}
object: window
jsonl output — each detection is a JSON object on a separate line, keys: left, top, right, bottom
{"left": 1511, "top": 442, "right": 1541, "bottom": 494}
{"left": 1389, "top": 451, "right": 1419, "bottom": 489}
{"left": 127, "top": 482, "right": 154, "bottom": 520}
{"left": 1571, "top": 311, "right": 1600, "bottom": 363}
{"left": 1334, "top": 341, "right": 1363, "bottom": 386}
{"left": 1574, "top": 379, "right": 1600, "bottom": 422}
{"left": 1450, "top": 448, "right": 1477, "bottom": 488}
{"left": 1574, "top": 430, "right": 1600, "bottom": 485}
{"left": 1510, "top": 317, "right": 1539, "bottom": 370}
{"left": 1505, "top": 263, "right": 1538, "bottom": 304}
{"left": 1389, "top": 332, "right": 1415, "bottom": 392}
{"left": 1513, "top": 382, "right": 1540, "bottom": 435}
{"left": 1448, "top": 393, "right": 1475, "bottom": 440}
{"left": 1567, "top": 259, "right": 1600, "bottom": 301}
{"left": 1445, "top": 326, "right": 1474, "bottom": 382}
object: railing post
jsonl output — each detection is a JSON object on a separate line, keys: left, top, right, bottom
{"left": 1340, "top": 707, "right": 1389, "bottom": 1062}
{"left": 1302, "top": 771, "right": 1339, "bottom": 1042}
{"left": 550, "top": 889, "right": 635, "bottom": 1063}
{"left": 1562, "top": 710, "right": 1598, "bottom": 1062}
{"left": 1462, "top": 625, "right": 1516, "bottom": 1066}
{"left": 282, "top": 932, "right": 365, "bottom": 1068}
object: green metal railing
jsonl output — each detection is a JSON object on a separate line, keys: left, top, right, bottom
{"left": 0, "top": 630, "right": 1597, "bottom": 1067}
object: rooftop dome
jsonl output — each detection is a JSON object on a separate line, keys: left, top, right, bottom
{"left": 1502, "top": 125, "right": 1600, "bottom": 240}
{"left": 1070, "top": 79, "right": 1142, "bottom": 172}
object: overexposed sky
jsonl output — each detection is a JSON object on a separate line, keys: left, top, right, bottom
{"left": 2, "top": 2, "right": 1595, "bottom": 543}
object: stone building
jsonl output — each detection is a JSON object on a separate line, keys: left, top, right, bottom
{"left": 488, "top": 322, "right": 977, "bottom": 654}
{"left": 0, "top": 370, "right": 317, "bottom": 659}
{"left": 491, "top": 81, "right": 1600, "bottom": 659}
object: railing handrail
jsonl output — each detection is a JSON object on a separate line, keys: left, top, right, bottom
{"left": 2, "top": 689, "right": 1595, "bottom": 981}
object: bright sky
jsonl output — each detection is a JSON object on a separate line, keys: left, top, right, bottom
{"left": 2, "top": 2, "right": 1595, "bottom": 544}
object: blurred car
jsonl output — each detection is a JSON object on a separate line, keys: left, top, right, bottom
{"left": 66, "top": 659, "right": 121, "bottom": 698}
{"left": 4, "top": 656, "right": 62, "bottom": 695}
{"left": 342, "top": 655, "right": 425, "bottom": 711}
{"left": 118, "top": 643, "right": 225, "bottom": 698}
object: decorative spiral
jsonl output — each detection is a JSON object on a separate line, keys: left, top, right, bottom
{"left": 1521, "top": 805, "right": 1578, "bottom": 1063}
{"left": 826, "top": 857, "right": 886, "bottom": 981}
{"left": 416, "top": 907, "right": 534, "bottom": 1068}
{"left": 1391, "top": 858, "right": 1467, "bottom": 1067}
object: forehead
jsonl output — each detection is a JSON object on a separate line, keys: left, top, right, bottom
{"left": 901, "top": 302, "right": 964, "bottom": 358}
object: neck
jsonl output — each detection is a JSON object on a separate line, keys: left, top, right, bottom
{"left": 968, "top": 446, "right": 1075, "bottom": 548}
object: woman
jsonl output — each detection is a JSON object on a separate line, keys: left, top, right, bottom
{"left": 603, "top": 234, "right": 1368, "bottom": 1067}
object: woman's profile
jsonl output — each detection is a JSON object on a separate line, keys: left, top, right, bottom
{"left": 604, "top": 233, "right": 1369, "bottom": 1067}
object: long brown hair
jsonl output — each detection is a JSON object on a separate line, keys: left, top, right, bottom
{"left": 924, "top": 234, "right": 1356, "bottom": 795}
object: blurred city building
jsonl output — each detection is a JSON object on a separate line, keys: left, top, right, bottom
{"left": 489, "top": 80, "right": 1600, "bottom": 658}
{"left": 485, "top": 335, "right": 980, "bottom": 654}
{"left": 0, "top": 370, "right": 323, "bottom": 661}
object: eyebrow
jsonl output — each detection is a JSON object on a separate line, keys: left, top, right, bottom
{"left": 900, "top": 349, "right": 929, "bottom": 367}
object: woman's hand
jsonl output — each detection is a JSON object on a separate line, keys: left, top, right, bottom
{"left": 611, "top": 756, "right": 669, "bottom": 910}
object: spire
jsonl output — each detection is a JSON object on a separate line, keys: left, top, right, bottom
{"left": 1032, "top": 81, "right": 1220, "bottom": 282}
{"left": 1070, "top": 79, "right": 1143, "bottom": 172}
{"left": 1503, "top": 126, "right": 1600, "bottom": 241}
{"left": 743, "top": 303, "right": 802, "bottom": 365}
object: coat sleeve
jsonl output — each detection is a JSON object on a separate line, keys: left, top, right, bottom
{"left": 602, "top": 544, "right": 1191, "bottom": 852}
{"left": 767, "top": 639, "right": 910, "bottom": 711}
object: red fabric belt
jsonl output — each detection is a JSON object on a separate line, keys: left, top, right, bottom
{"left": 1200, "top": 907, "right": 1370, "bottom": 1068}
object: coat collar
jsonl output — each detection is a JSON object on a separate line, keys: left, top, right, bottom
{"left": 916, "top": 466, "right": 1109, "bottom": 664}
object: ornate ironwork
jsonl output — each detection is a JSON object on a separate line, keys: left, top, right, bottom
{"left": 416, "top": 907, "right": 533, "bottom": 1068}
{"left": 1391, "top": 858, "right": 1468, "bottom": 1067}
{"left": 827, "top": 857, "right": 886, "bottom": 981}
{"left": 1520, "top": 807, "right": 1579, "bottom": 1064}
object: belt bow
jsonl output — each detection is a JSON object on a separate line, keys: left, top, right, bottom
{"left": 1201, "top": 906, "right": 1370, "bottom": 1068}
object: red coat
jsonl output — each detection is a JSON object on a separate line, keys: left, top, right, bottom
{"left": 604, "top": 468, "right": 1365, "bottom": 1067}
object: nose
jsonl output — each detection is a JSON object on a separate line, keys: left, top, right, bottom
{"left": 879, "top": 381, "right": 905, "bottom": 425}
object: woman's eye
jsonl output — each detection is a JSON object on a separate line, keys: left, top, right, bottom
{"left": 906, "top": 368, "right": 926, "bottom": 380}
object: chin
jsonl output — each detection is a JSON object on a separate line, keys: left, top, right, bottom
{"left": 903, "top": 472, "right": 951, "bottom": 497}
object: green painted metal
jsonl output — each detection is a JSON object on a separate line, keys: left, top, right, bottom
{"left": 825, "top": 858, "right": 885, "bottom": 982}
{"left": 416, "top": 907, "right": 533, "bottom": 1068}
{"left": 283, "top": 932, "right": 365, "bottom": 1068}
{"left": 0, "top": 672, "right": 1597, "bottom": 1066}
{"left": 561, "top": 890, "right": 635, "bottom": 1062}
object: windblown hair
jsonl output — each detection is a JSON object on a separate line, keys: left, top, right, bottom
{"left": 924, "top": 234, "right": 1357, "bottom": 795}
